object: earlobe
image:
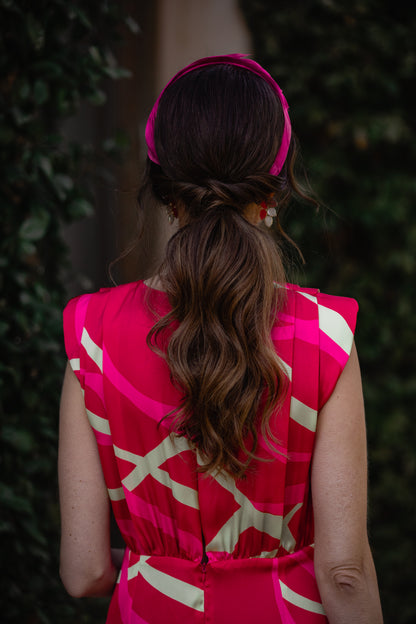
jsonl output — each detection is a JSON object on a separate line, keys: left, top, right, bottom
{"left": 166, "top": 202, "right": 177, "bottom": 224}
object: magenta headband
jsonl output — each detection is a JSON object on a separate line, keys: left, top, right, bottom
{"left": 145, "top": 54, "right": 291, "bottom": 177}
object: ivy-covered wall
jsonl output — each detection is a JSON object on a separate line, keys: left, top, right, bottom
{"left": 239, "top": 1, "right": 416, "bottom": 622}
{"left": 0, "top": 2, "right": 135, "bottom": 621}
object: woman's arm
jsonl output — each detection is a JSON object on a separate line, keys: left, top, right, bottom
{"left": 311, "top": 342, "right": 383, "bottom": 624}
{"left": 58, "top": 362, "right": 118, "bottom": 597}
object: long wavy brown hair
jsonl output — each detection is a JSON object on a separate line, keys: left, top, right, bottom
{"left": 140, "top": 64, "right": 316, "bottom": 478}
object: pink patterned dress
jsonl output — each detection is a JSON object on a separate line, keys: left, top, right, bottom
{"left": 63, "top": 280, "right": 358, "bottom": 623}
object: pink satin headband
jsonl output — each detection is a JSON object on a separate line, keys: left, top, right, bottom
{"left": 145, "top": 54, "right": 291, "bottom": 177}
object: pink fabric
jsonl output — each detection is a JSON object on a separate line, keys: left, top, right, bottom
{"left": 85, "top": 371, "right": 104, "bottom": 402}
{"left": 272, "top": 558, "right": 298, "bottom": 624}
{"left": 145, "top": 54, "right": 291, "bottom": 176}
{"left": 319, "top": 331, "right": 350, "bottom": 367}
{"left": 115, "top": 551, "right": 152, "bottom": 624}
{"left": 124, "top": 489, "right": 203, "bottom": 556}
{"left": 93, "top": 430, "right": 113, "bottom": 446}
{"left": 272, "top": 324, "right": 296, "bottom": 341}
{"left": 63, "top": 280, "right": 358, "bottom": 623}
{"left": 103, "top": 346, "right": 176, "bottom": 424}
{"left": 74, "top": 292, "right": 90, "bottom": 344}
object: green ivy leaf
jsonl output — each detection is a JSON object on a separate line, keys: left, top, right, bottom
{"left": 26, "top": 14, "right": 44, "bottom": 51}
{"left": 32, "top": 60, "right": 63, "bottom": 79}
{"left": 33, "top": 80, "right": 50, "bottom": 105}
{"left": 0, "top": 485, "right": 33, "bottom": 514}
{"left": 20, "top": 518, "right": 48, "bottom": 546}
{"left": 52, "top": 174, "right": 73, "bottom": 201}
{"left": 19, "top": 213, "right": 50, "bottom": 241}
{"left": 125, "top": 15, "right": 141, "bottom": 34}
{"left": 68, "top": 197, "right": 95, "bottom": 218}
{"left": 89, "top": 45, "right": 102, "bottom": 64}
{"left": 2, "top": 426, "right": 35, "bottom": 454}
{"left": 38, "top": 155, "right": 53, "bottom": 179}
{"left": 19, "top": 80, "right": 31, "bottom": 100}
{"left": 86, "top": 89, "right": 107, "bottom": 106}
{"left": 103, "top": 66, "right": 132, "bottom": 79}
{"left": 70, "top": 6, "right": 92, "bottom": 29}
{"left": 10, "top": 107, "right": 34, "bottom": 126}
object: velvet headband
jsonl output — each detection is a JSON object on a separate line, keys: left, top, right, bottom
{"left": 145, "top": 54, "right": 291, "bottom": 177}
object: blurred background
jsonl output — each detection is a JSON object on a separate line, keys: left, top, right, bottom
{"left": 1, "top": 0, "right": 415, "bottom": 621}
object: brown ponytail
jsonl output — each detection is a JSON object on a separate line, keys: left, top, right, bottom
{"left": 141, "top": 63, "right": 317, "bottom": 477}
{"left": 148, "top": 204, "right": 287, "bottom": 477}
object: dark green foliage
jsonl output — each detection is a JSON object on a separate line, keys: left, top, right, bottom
{"left": 0, "top": 1, "right": 134, "bottom": 621}
{"left": 240, "top": 0, "right": 416, "bottom": 620}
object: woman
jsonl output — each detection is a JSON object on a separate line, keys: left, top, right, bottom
{"left": 59, "top": 54, "right": 383, "bottom": 623}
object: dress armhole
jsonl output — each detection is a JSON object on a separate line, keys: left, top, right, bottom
{"left": 317, "top": 294, "right": 359, "bottom": 410}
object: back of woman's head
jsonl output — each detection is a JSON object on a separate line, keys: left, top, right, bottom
{"left": 143, "top": 58, "right": 308, "bottom": 478}
{"left": 151, "top": 64, "right": 285, "bottom": 211}
{"left": 154, "top": 65, "right": 284, "bottom": 209}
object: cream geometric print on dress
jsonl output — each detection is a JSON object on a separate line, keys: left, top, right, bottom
{"left": 108, "top": 486, "right": 125, "bottom": 502}
{"left": 289, "top": 397, "right": 318, "bottom": 432}
{"left": 86, "top": 408, "right": 111, "bottom": 435}
{"left": 204, "top": 467, "right": 283, "bottom": 553}
{"left": 318, "top": 305, "right": 353, "bottom": 354}
{"left": 280, "top": 580, "right": 326, "bottom": 615}
{"left": 69, "top": 357, "right": 80, "bottom": 372}
{"left": 128, "top": 555, "right": 204, "bottom": 612}
{"left": 114, "top": 436, "right": 200, "bottom": 510}
{"left": 277, "top": 355, "right": 292, "bottom": 382}
{"left": 279, "top": 502, "right": 303, "bottom": 553}
{"left": 299, "top": 292, "right": 318, "bottom": 305}
{"left": 300, "top": 290, "right": 353, "bottom": 355}
{"left": 81, "top": 327, "right": 103, "bottom": 371}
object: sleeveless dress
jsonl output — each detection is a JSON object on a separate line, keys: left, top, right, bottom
{"left": 63, "top": 280, "right": 358, "bottom": 624}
